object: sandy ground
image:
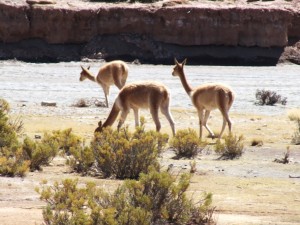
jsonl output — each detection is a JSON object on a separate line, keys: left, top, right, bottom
{"left": 1, "top": 104, "right": 300, "bottom": 225}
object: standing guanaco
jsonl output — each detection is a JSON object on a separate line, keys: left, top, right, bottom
{"left": 79, "top": 60, "right": 129, "bottom": 107}
{"left": 172, "top": 58, "right": 234, "bottom": 139}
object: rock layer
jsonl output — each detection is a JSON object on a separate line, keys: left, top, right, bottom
{"left": 0, "top": 0, "right": 299, "bottom": 65}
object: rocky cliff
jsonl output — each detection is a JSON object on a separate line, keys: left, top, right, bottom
{"left": 0, "top": 0, "right": 299, "bottom": 65}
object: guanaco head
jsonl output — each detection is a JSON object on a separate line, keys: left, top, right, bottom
{"left": 172, "top": 58, "right": 187, "bottom": 77}
{"left": 94, "top": 121, "right": 103, "bottom": 133}
{"left": 79, "top": 65, "right": 91, "bottom": 81}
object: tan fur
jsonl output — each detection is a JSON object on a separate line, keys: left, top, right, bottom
{"left": 79, "top": 60, "right": 129, "bottom": 107}
{"left": 95, "top": 81, "right": 175, "bottom": 136}
{"left": 172, "top": 58, "right": 234, "bottom": 139}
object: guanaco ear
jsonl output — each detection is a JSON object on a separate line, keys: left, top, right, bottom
{"left": 98, "top": 121, "right": 102, "bottom": 127}
{"left": 87, "top": 66, "right": 90, "bottom": 70}
{"left": 80, "top": 65, "right": 84, "bottom": 71}
{"left": 174, "top": 58, "right": 179, "bottom": 65}
{"left": 182, "top": 58, "right": 187, "bottom": 65}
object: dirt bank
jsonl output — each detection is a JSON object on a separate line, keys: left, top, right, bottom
{"left": 1, "top": 0, "right": 300, "bottom": 65}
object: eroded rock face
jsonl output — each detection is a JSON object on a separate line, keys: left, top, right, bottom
{"left": 0, "top": 0, "right": 299, "bottom": 64}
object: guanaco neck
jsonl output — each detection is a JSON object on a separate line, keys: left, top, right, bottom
{"left": 83, "top": 70, "right": 96, "bottom": 82}
{"left": 178, "top": 69, "right": 193, "bottom": 95}
{"left": 102, "top": 102, "right": 120, "bottom": 127}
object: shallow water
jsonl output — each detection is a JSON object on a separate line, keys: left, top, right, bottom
{"left": 0, "top": 60, "right": 299, "bottom": 115}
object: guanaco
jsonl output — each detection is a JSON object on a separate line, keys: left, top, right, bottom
{"left": 79, "top": 60, "right": 129, "bottom": 107}
{"left": 172, "top": 58, "right": 234, "bottom": 139}
{"left": 95, "top": 81, "right": 176, "bottom": 136}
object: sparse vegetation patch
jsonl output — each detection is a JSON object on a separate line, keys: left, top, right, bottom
{"left": 255, "top": 89, "right": 287, "bottom": 106}
{"left": 215, "top": 134, "right": 244, "bottom": 160}
{"left": 92, "top": 123, "right": 168, "bottom": 179}
{"left": 274, "top": 147, "right": 290, "bottom": 164}
{"left": 72, "top": 98, "right": 106, "bottom": 108}
{"left": 170, "top": 128, "right": 206, "bottom": 159}
{"left": 288, "top": 109, "right": 300, "bottom": 145}
{"left": 37, "top": 168, "right": 215, "bottom": 225}
{"left": 251, "top": 138, "right": 263, "bottom": 146}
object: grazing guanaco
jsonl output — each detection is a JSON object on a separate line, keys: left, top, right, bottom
{"left": 79, "top": 60, "right": 129, "bottom": 107}
{"left": 172, "top": 58, "right": 234, "bottom": 139}
{"left": 95, "top": 81, "right": 176, "bottom": 136}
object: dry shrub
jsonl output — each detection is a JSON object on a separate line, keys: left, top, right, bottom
{"left": 274, "top": 147, "right": 290, "bottom": 164}
{"left": 72, "top": 98, "right": 106, "bottom": 108}
{"left": 255, "top": 89, "right": 287, "bottom": 106}
{"left": 251, "top": 138, "right": 263, "bottom": 147}
{"left": 72, "top": 98, "right": 90, "bottom": 107}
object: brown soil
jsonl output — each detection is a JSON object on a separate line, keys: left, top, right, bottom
{"left": 1, "top": 105, "right": 300, "bottom": 225}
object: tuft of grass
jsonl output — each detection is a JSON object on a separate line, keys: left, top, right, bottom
{"left": 288, "top": 109, "right": 300, "bottom": 145}
{"left": 250, "top": 138, "right": 263, "bottom": 147}
{"left": 291, "top": 119, "right": 300, "bottom": 145}
{"left": 288, "top": 108, "right": 300, "bottom": 121}
{"left": 274, "top": 147, "right": 290, "bottom": 164}
{"left": 190, "top": 160, "right": 197, "bottom": 174}
{"left": 215, "top": 134, "right": 244, "bottom": 160}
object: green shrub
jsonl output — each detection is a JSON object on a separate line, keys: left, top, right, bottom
{"left": 37, "top": 168, "right": 215, "bottom": 225}
{"left": 22, "top": 136, "right": 59, "bottom": 171}
{"left": 215, "top": 134, "right": 244, "bottom": 159}
{"left": 0, "top": 108, "right": 18, "bottom": 149}
{"left": 0, "top": 98, "right": 10, "bottom": 113}
{"left": 22, "top": 129, "right": 83, "bottom": 172}
{"left": 48, "top": 128, "right": 82, "bottom": 155}
{"left": 0, "top": 99, "right": 29, "bottom": 177}
{"left": 37, "top": 179, "right": 92, "bottom": 225}
{"left": 68, "top": 145, "right": 95, "bottom": 174}
{"left": 169, "top": 129, "right": 205, "bottom": 159}
{"left": 92, "top": 124, "right": 168, "bottom": 179}
{"left": 0, "top": 147, "right": 30, "bottom": 177}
